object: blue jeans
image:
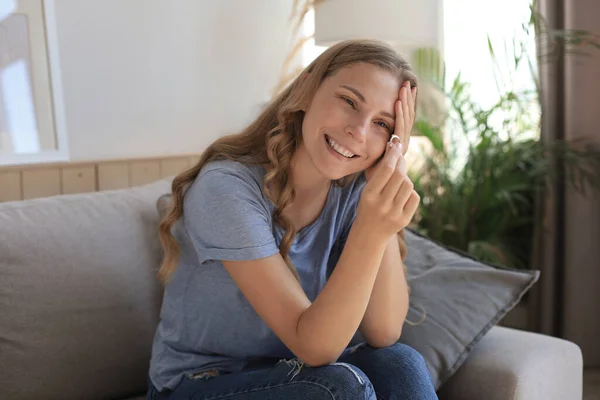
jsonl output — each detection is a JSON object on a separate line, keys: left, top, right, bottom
{"left": 147, "top": 343, "right": 438, "bottom": 399}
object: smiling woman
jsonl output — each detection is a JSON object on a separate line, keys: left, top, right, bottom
{"left": 147, "top": 39, "right": 435, "bottom": 400}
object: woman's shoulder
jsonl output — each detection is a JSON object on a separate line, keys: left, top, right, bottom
{"left": 186, "top": 159, "right": 267, "bottom": 204}
{"left": 193, "top": 159, "right": 265, "bottom": 189}
{"left": 199, "top": 159, "right": 262, "bottom": 179}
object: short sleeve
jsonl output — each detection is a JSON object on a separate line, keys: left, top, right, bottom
{"left": 182, "top": 166, "right": 280, "bottom": 265}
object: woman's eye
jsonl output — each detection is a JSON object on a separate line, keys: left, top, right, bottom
{"left": 342, "top": 97, "right": 356, "bottom": 109}
{"left": 376, "top": 121, "right": 390, "bottom": 130}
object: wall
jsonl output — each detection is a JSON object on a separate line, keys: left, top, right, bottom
{"left": 50, "top": 0, "right": 295, "bottom": 161}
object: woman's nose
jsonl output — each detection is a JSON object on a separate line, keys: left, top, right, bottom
{"left": 345, "top": 117, "right": 369, "bottom": 142}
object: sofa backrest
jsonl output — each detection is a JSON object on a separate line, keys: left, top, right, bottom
{"left": 0, "top": 178, "right": 171, "bottom": 400}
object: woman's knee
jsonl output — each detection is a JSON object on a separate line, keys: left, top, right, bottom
{"left": 350, "top": 342, "right": 430, "bottom": 375}
{"left": 380, "top": 343, "right": 430, "bottom": 374}
{"left": 311, "top": 362, "right": 376, "bottom": 399}
{"left": 345, "top": 344, "right": 437, "bottom": 398}
{"left": 389, "top": 343, "right": 426, "bottom": 362}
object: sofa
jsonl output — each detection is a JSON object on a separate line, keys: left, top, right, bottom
{"left": 0, "top": 178, "right": 583, "bottom": 400}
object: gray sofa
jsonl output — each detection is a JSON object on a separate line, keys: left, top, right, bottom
{"left": 0, "top": 178, "right": 583, "bottom": 400}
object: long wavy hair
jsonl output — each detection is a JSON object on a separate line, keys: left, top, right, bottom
{"left": 157, "top": 39, "right": 418, "bottom": 285}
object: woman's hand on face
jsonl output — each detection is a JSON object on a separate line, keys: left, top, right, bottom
{"left": 398, "top": 80, "right": 417, "bottom": 154}
{"left": 365, "top": 80, "right": 417, "bottom": 181}
{"left": 359, "top": 81, "right": 420, "bottom": 240}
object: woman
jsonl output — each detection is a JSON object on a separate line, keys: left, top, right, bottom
{"left": 147, "top": 39, "right": 438, "bottom": 399}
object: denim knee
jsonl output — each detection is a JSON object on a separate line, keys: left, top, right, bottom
{"left": 385, "top": 343, "right": 431, "bottom": 375}
{"left": 312, "top": 362, "right": 376, "bottom": 399}
{"left": 391, "top": 343, "right": 426, "bottom": 362}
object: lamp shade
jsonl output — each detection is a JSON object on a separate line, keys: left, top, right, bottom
{"left": 314, "top": 0, "right": 443, "bottom": 49}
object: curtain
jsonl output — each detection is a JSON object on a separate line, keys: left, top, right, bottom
{"left": 531, "top": 0, "right": 600, "bottom": 366}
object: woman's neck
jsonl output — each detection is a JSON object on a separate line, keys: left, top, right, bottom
{"left": 261, "top": 143, "right": 331, "bottom": 207}
{"left": 289, "top": 144, "right": 331, "bottom": 199}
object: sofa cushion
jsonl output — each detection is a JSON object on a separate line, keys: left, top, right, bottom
{"left": 437, "top": 326, "right": 583, "bottom": 400}
{"left": 399, "top": 229, "right": 540, "bottom": 390}
{"left": 0, "top": 179, "right": 170, "bottom": 400}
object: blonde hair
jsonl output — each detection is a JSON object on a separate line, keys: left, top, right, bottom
{"left": 157, "top": 39, "right": 418, "bottom": 285}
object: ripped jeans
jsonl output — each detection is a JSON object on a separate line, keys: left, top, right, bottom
{"left": 147, "top": 342, "right": 438, "bottom": 400}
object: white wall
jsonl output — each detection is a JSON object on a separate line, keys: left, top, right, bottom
{"left": 51, "top": 0, "right": 295, "bottom": 161}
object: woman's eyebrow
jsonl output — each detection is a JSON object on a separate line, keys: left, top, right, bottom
{"left": 340, "top": 84, "right": 366, "bottom": 103}
{"left": 339, "top": 84, "right": 395, "bottom": 120}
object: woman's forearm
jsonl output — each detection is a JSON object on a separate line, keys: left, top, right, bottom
{"left": 359, "top": 234, "right": 410, "bottom": 347}
{"left": 296, "top": 222, "right": 388, "bottom": 365}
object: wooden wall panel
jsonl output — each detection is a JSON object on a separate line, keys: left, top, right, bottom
{"left": 62, "top": 166, "right": 97, "bottom": 194}
{"left": 160, "top": 158, "right": 189, "bottom": 178}
{"left": 22, "top": 169, "right": 61, "bottom": 200}
{"left": 0, "top": 154, "right": 201, "bottom": 202}
{"left": 98, "top": 163, "right": 130, "bottom": 191}
{"left": 130, "top": 161, "right": 161, "bottom": 186}
{"left": 0, "top": 171, "right": 22, "bottom": 202}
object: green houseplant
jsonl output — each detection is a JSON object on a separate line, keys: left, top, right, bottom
{"left": 409, "top": 2, "right": 600, "bottom": 269}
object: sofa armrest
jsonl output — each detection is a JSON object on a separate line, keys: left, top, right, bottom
{"left": 437, "top": 326, "right": 583, "bottom": 400}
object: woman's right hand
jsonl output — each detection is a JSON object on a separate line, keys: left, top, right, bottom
{"left": 356, "top": 140, "right": 420, "bottom": 241}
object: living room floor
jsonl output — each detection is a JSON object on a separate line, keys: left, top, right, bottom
{"left": 584, "top": 369, "right": 600, "bottom": 400}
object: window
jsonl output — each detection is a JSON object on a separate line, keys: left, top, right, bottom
{"left": 0, "top": 0, "right": 67, "bottom": 165}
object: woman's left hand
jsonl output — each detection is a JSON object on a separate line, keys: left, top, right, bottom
{"left": 365, "top": 81, "right": 417, "bottom": 181}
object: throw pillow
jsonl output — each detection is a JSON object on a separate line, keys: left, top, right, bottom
{"left": 400, "top": 228, "right": 540, "bottom": 390}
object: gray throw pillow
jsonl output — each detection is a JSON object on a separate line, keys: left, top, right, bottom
{"left": 400, "top": 229, "right": 540, "bottom": 390}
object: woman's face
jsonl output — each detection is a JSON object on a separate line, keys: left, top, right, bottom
{"left": 301, "top": 63, "right": 401, "bottom": 181}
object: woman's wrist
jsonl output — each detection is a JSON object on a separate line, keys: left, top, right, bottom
{"left": 351, "top": 215, "right": 398, "bottom": 246}
{"left": 349, "top": 217, "right": 393, "bottom": 251}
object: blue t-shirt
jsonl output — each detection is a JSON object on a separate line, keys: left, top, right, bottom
{"left": 148, "top": 160, "right": 367, "bottom": 391}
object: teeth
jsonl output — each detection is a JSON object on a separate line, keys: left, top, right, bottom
{"left": 327, "top": 137, "right": 355, "bottom": 158}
